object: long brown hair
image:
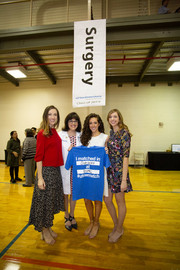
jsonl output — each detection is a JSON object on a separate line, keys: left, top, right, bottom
{"left": 81, "top": 113, "right": 105, "bottom": 146}
{"left": 107, "top": 109, "right": 132, "bottom": 135}
{"left": 39, "top": 105, "right": 60, "bottom": 136}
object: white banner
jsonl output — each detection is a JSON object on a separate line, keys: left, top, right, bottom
{"left": 73, "top": 19, "right": 106, "bottom": 108}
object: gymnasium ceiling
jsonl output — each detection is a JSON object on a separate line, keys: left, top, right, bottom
{"left": 0, "top": 13, "right": 180, "bottom": 86}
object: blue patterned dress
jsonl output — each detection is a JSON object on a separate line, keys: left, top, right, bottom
{"left": 107, "top": 128, "right": 133, "bottom": 193}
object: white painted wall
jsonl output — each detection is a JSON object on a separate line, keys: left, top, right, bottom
{"left": 0, "top": 80, "right": 180, "bottom": 164}
{"left": 105, "top": 83, "right": 180, "bottom": 164}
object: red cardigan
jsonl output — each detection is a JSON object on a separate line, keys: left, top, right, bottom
{"left": 35, "top": 129, "right": 64, "bottom": 167}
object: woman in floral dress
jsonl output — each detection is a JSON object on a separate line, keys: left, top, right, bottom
{"left": 104, "top": 109, "right": 133, "bottom": 243}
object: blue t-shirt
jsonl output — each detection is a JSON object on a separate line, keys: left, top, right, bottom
{"left": 65, "top": 145, "right": 111, "bottom": 202}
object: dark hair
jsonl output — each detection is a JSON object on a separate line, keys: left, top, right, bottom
{"left": 39, "top": 105, "right": 60, "bottom": 136}
{"left": 162, "top": 0, "right": 168, "bottom": 5}
{"left": 10, "top": 131, "right": 16, "bottom": 137}
{"left": 25, "top": 128, "right": 34, "bottom": 137}
{"left": 10, "top": 130, "right": 20, "bottom": 142}
{"left": 81, "top": 113, "right": 104, "bottom": 146}
{"left": 31, "top": 127, "right": 37, "bottom": 131}
{"left": 62, "top": 112, "right": 81, "bottom": 132}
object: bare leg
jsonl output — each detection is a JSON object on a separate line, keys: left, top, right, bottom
{"left": 64, "top": 195, "right": 71, "bottom": 228}
{"left": 116, "top": 192, "right": 126, "bottom": 232}
{"left": 64, "top": 194, "right": 69, "bottom": 217}
{"left": 70, "top": 195, "right": 76, "bottom": 216}
{"left": 84, "top": 199, "right": 94, "bottom": 235}
{"left": 70, "top": 195, "right": 77, "bottom": 225}
{"left": 69, "top": 195, "right": 77, "bottom": 229}
{"left": 89, "top": 201, "right": 102, "bottom": 239}
{"left": 109, "top": 192, "right": 126, "bottom": 243}
{"left": 104, "top": 189, "right": 118, "bottom": 237}
{"left": 41, "top": 227, "right": 55, "bottom": 245}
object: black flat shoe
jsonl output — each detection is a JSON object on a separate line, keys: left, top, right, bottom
{"left": 23, "top": 184, "right": 32, "bottom": 187}
{"left": 11, "top": 179, "right": 16, "bottom": 184}
{"left": 69, "top": 215, "right": 78, "bottom": 229}
{"left": 15, "top": 177, "right": 22, "bottom": 181}
{"left": 64, "top": 216, "right": 72, "bottom": 231}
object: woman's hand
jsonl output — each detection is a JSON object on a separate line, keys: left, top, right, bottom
{"left": 105, "top": 146, "right": 109, "bottom": 154}
{"left": 121, "top": 181, "right": 127, "bottom": 192}
{"left": 12, "top": 151, "right": 18, "bottom": 157}
{"left": 38, "top": 177, "right": 46, "bottom": 190}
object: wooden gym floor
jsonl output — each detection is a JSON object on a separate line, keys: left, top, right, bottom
{"left": 0, "top": 162, "right": 180, "bottom": 270}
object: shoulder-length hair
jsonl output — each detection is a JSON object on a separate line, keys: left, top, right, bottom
{"left": 81, "top": 113, "right": 104, "bottom": 146}
{"left": 107, "top": 109, "right": 132, "bottom": 135}
{"left": 39, "top": 105, "right": 60, "bottom": 136}
{"left": 25, "top": 128, "right": 34, "bottom": 137}
{"left": 62, "top": 112, "right": 81, "bottom": 132}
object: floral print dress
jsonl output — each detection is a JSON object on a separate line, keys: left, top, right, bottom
{"left": 107, "top": 128, "right": 133, "bottom": 193}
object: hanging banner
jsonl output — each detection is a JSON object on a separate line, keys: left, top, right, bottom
{"left": 73, "top": 19, "right": 106, "bottom": 108}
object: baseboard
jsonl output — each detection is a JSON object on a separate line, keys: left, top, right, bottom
{"left": 129, "top": 164, "right": 147, "bottom": 167}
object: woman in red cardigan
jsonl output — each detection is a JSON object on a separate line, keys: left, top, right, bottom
{"left": 29, "top": 105, "right": 65, "bottom": 245}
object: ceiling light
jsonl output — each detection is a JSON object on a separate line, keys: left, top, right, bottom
{"left": 167, "top": 53, "right": 180, "bottom": 71}
{"left": 6, "top": 63, "right": 27, "bottom": 78}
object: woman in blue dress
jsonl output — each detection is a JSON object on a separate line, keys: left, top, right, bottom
{"left": 104, "top": 109, "right": 133, "bottom": 243}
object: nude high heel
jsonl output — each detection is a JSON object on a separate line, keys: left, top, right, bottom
{"left": 40, "top": 232, "right": 44, "bottom": 240}
{"left": 41, "top": 229, "right": 56, "bottom": 245}
{"left": 84, "top": 220, "right": 94, "bottom": 236}
{"left": 108, "top": 228, "right": 124, "bottom": 243}
{"left": 89, "top": 222, "right": 100, "bottom": 239}
{"left": 48, "top": 227, "right": 58, "bottom": 239}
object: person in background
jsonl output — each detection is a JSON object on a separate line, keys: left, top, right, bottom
{"left": 21, "top": 128, "right": 36, "bottom": 187}
{"left": 104, "top": 109, "right": 133, "bottom": 243}
{"left": 29, "top": 105, "right": 65, "bottom": 245}
{"left": 6, "top": 131, "right": 22, "bottom": 183}
{"left": 31, "top": 127, "right": 37, "bottom": 139}
{"left": 59, "top": 112, "right": 81, "bottom": 231}
{"left": 31, "top": 127, "right": 37, "bottom": 171}
{"left": 175, "top": 7, "right": 180, "bottom": 13}
{"left": 158, "top": 0, "right": 170, "bottom": 14}
{"left": 80, "top": 113, "right": 109, "bottom": 239}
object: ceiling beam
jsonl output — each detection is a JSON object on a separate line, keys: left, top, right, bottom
{"left": 0, "top": 69, "right": 19, "bottom": 86}
{"left": 139, "top": 41, "right": 164, "bottom": 82}
{"left": 0, "top": 14, "right": 180, "bottom": 53}
{"left": 26, "top": 50, "right": 56, "bottom": 84}
{"left": 107, "top": 73, "right": 180, "bottom": 84}
{"left": 106, "top": 14, "right": 180, "bottom": 43}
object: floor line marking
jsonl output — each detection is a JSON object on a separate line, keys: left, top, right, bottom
{"left": 0, "top": 224, "right": 29, "bottom": 258}
{"left": 0, "top": 182, "right": 25, "bottom": 185}
{"left": 0, "top": 182, "right": 179, "bottom": 193}
{"left": 2, "top": 255, "right": 113, "bottom": 270}
{"left": 133, "top": 190, "right": 180, "bottom": 193}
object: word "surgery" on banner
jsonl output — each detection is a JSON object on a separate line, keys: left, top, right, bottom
{"left": 81, "top": 27, "right": 97, "bottom": 85}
